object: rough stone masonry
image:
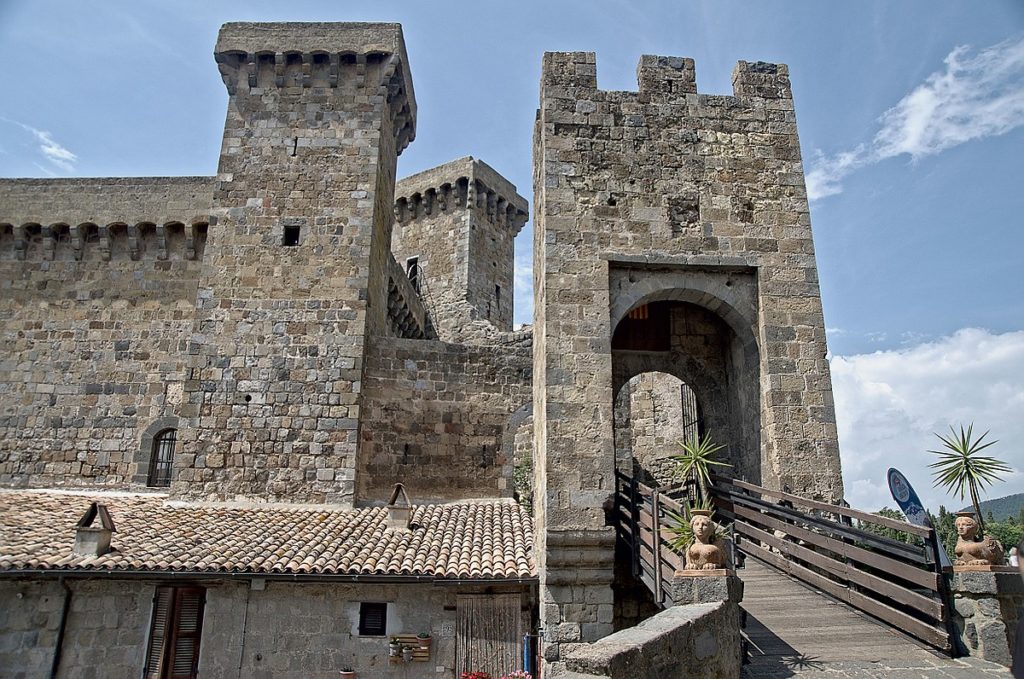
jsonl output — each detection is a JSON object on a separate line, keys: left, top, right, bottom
{"left": 0, "top": 20, "right": 845, "bottom": 675}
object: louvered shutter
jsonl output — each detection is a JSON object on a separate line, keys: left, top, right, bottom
{"left": 168, "top": 587, "right": 205, "bottom": 679}
{"left": 145, "top": 587, "right": 173, "bottom": 679}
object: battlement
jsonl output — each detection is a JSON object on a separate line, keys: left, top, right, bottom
{"left": 541, "top": 51, "right": 792, "bottom": 101}
{"left": 394, "top": 156, "right": 528, "bottom": 234}
{"left": 0, "top": 177, "right": 213, "bottom": 262}
{"left": 214, "top": 22, "right": 416, "bottom": 153}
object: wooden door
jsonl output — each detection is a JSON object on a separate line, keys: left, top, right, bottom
{"left": 456, "top": 593, "right": 522, "bottom": 676}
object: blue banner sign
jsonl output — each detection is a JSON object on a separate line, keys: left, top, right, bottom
{"left": 887, "top": 467, "right": 951, "bottom": 568}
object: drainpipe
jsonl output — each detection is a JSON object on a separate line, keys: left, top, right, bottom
{"left": 50, "top": 576, "right": 72, "bottom": 679}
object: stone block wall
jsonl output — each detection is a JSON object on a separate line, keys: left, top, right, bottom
{"left": 0, "top": 578, "right": 531, "bottom": 679}
{"left": 0, "top": 579, "right": 151, "bottom": 679}
{"left": 174, "top": 23, "right": 416, "bottom": 505}
{"left": 0, "top": 178, "right": 212, "bottom": 488}
{"left": 359, "top": 336, "right": 532, "bottom": 502}
{"left": 951, "top": 568, "right": 1024, "bottom": 667}
{"left": 560, "top": 601, "right": 742, "bottom": 678}
{"left": 533, "top": 51, "right": 843, "bottom": 659}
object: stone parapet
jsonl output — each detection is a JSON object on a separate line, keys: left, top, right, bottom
{"left": 559, "top": 601, "right": 742, "bottom": 678}
{"left": 395, "top": 156, "right": 528, "bottom": 234}
{"left": 214, "top": 22, "right": 416, "bottom": 153}
{"left": 950, "top": 566, "right": 1024, "bottom": 667}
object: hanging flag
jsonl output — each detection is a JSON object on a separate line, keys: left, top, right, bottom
{"left": 887, "top": 467, "right": 952, "bottom": 568}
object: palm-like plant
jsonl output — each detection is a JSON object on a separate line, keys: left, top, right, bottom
{"left": 928, "top": 424, "right": 1010, "bottom": 535}
{"left": 670, "top": 433, "right": 730, "bottom": 502}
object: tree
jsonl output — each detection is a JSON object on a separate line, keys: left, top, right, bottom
{"left": 928, "top": 424, "right": 1011, "bottom": 535}
{"left": 861, "top": 507, "right": 923, "bottom": 546}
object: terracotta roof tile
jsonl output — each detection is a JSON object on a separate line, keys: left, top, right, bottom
{"left": 0, "top": 490, "right": 536, "bottom": 579}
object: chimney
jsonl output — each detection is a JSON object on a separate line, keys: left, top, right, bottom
{"left": 386, "top": 483, "right": 412, "bottom": 530}
{"left": 74, "top": 502, "right": 116, "bottom": 557}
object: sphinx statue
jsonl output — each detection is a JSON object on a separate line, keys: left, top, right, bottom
{"left": 954, "top": 513, "right": 1005, "bottom": 566}
{"left": 685, "top": 511, "right": 727, "bottom": 570}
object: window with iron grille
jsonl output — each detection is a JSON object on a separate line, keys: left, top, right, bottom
{"left": 148, "top": 429, "right": 176, "bottom": 488}
{"left": 680, "top": 383, "right": 703, "bottom": 443}
{"left": 406, "top": 257, "right": 421, "bottom": 293}
{"left": 358, "top": 602, "right": 388, "bottom": 636}
{"left": 145, "top": 586, "right": 205, "bottom": 679}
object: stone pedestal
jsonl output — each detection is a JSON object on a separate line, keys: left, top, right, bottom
{"left": 669, "top": 570, "right": 743, "bottom": 606}
{"left": 950, "top": 565, "right": 1024, "bottom": 667}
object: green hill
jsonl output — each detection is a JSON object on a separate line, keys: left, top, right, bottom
{"left": 958, "top": 493, "right": 1024, "bottom": 522}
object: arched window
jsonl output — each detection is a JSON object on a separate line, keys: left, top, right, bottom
{"left": 148, "top": 429, "right": 176, "bottom": 487}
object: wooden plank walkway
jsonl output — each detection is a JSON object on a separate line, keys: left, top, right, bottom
{"left": 740, "top": 557, "right": 1009, "bottom": 677}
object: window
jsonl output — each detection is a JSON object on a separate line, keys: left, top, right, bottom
{"left": 145, "top": 586, "right": 205, "bottom": 679}
{"left": 406, "top": 257, "right": 421, "bottom": 292}
{"left": 495, "top": 284, "right": 501, "bottom": 309}
{"left": 282, "top": 224, "right": 301, "bottom": 246}
{"left": 148, "top": 429, "right": 176, "bottom": 487}
{"left": 358, "top": 602, "right": 387, "bottom": 636}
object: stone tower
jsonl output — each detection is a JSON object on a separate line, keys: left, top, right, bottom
{"left": 392, "top": 157, "right": 528, "bottom": 341}
{"left": 174, "top": 23, "right": 415, "bottom": 504}
{"left": 532, "top": 53, "right": 844, "bottom": 662}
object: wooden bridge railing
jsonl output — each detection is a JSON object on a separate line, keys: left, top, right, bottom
{"left": 613, "top": 470, "right": 696, "bottom": 605}
{"left": 709, "top": 474, "right": 957, "bottom": 655}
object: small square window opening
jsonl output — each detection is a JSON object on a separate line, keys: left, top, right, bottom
{"left": 358, "top": 602, "right": 387, "bottom": 636}
{"left": 283, "top": 225, "right": 301, "bottom": 247}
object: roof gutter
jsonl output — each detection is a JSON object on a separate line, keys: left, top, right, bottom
{"left": 0, "top": 569, "right": 537, "bottom": 586}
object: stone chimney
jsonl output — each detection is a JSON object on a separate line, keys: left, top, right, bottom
{"left": 74, "top": 502, "right": 116, "bottom": 557}
{"left": 386, "top": 483, "right": 412, "bottom": 530}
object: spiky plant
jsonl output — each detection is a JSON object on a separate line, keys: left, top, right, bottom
{"left": 670, "top": 433, "right": 730, "bottom": 503}
{"left": 928, "top": 424, "right": 1010, "bottom": 535}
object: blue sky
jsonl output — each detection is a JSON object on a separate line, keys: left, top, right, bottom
{"left": 1, "top": 0, "right": 1022, "bottom": 512}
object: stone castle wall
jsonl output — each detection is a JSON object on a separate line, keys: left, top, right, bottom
{"left": 359, "top": 335, "right": 532, "bottom": 503}
{"left": 0, "top": 178, "right": 212, "bottom": 487}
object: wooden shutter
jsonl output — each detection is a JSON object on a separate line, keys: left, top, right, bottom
{"left": 456, "top": 593, "right": 522, "bottom": 676}
{"left": 145, "top": 587, "right": 174, "bottom": 678}
{"left": 145, "top": 586, "right": 205, "bottom": 679}
{"left": 359, "top": 602, "right": 388, "bottom": 636}
{"left": 168, "top": 587, "right": 205, "bottom": 679}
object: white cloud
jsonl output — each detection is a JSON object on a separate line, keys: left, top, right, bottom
{"left": 830, "top": 328, "right": 1024, "bottom": 513}
{"left": 0, "top": 118, "right": 77, "bottom": 172}
{"left": 807, "top": 36, "right": 1024, "bottom": 200}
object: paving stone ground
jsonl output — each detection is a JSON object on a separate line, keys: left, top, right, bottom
{"left": 740, "top": 558, "right": 1010, "bottom": 677}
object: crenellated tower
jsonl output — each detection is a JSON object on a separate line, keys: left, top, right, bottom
{"left": 174, "top": 23, "right": 416, "bottom": 505}
{"left": 392, "top": 157, "right": 528, "bottom": 341}
{"left": 533, "top": 52, "right": 843, "bottom": 662}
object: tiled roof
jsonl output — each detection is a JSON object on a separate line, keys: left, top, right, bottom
{"left": 0, "top": 490, "right": 535, "bottom": 579}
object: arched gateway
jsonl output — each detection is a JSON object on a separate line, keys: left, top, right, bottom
{"left": 531, "top": 52, "right": 844, "bottom": 664}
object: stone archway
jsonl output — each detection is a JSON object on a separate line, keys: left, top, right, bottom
{"left": 613, "top": 371, "right": 706, "bottom": 488}
{"left": 610, "top": 293, "right": 762, "bottom": 487}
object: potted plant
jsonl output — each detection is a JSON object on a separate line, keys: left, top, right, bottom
{"left": 417, "top": 631, "right": 432, "bottom": 650}
{"left": 339, "top": 667, "right": 356, "bottom": 679}
{"left": 388, "top": 637, "right": 401, "bottom": 657}
{"left": 401, "top": 645, "right": 414, "bottom": 662}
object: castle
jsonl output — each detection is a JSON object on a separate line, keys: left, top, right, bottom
{"left": 0, "top": 21, "right": 843, "bottom": 678}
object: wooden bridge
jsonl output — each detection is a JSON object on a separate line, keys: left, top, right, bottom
{"left": 610, "top": 472, "right": 1016, "bottom": 675}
